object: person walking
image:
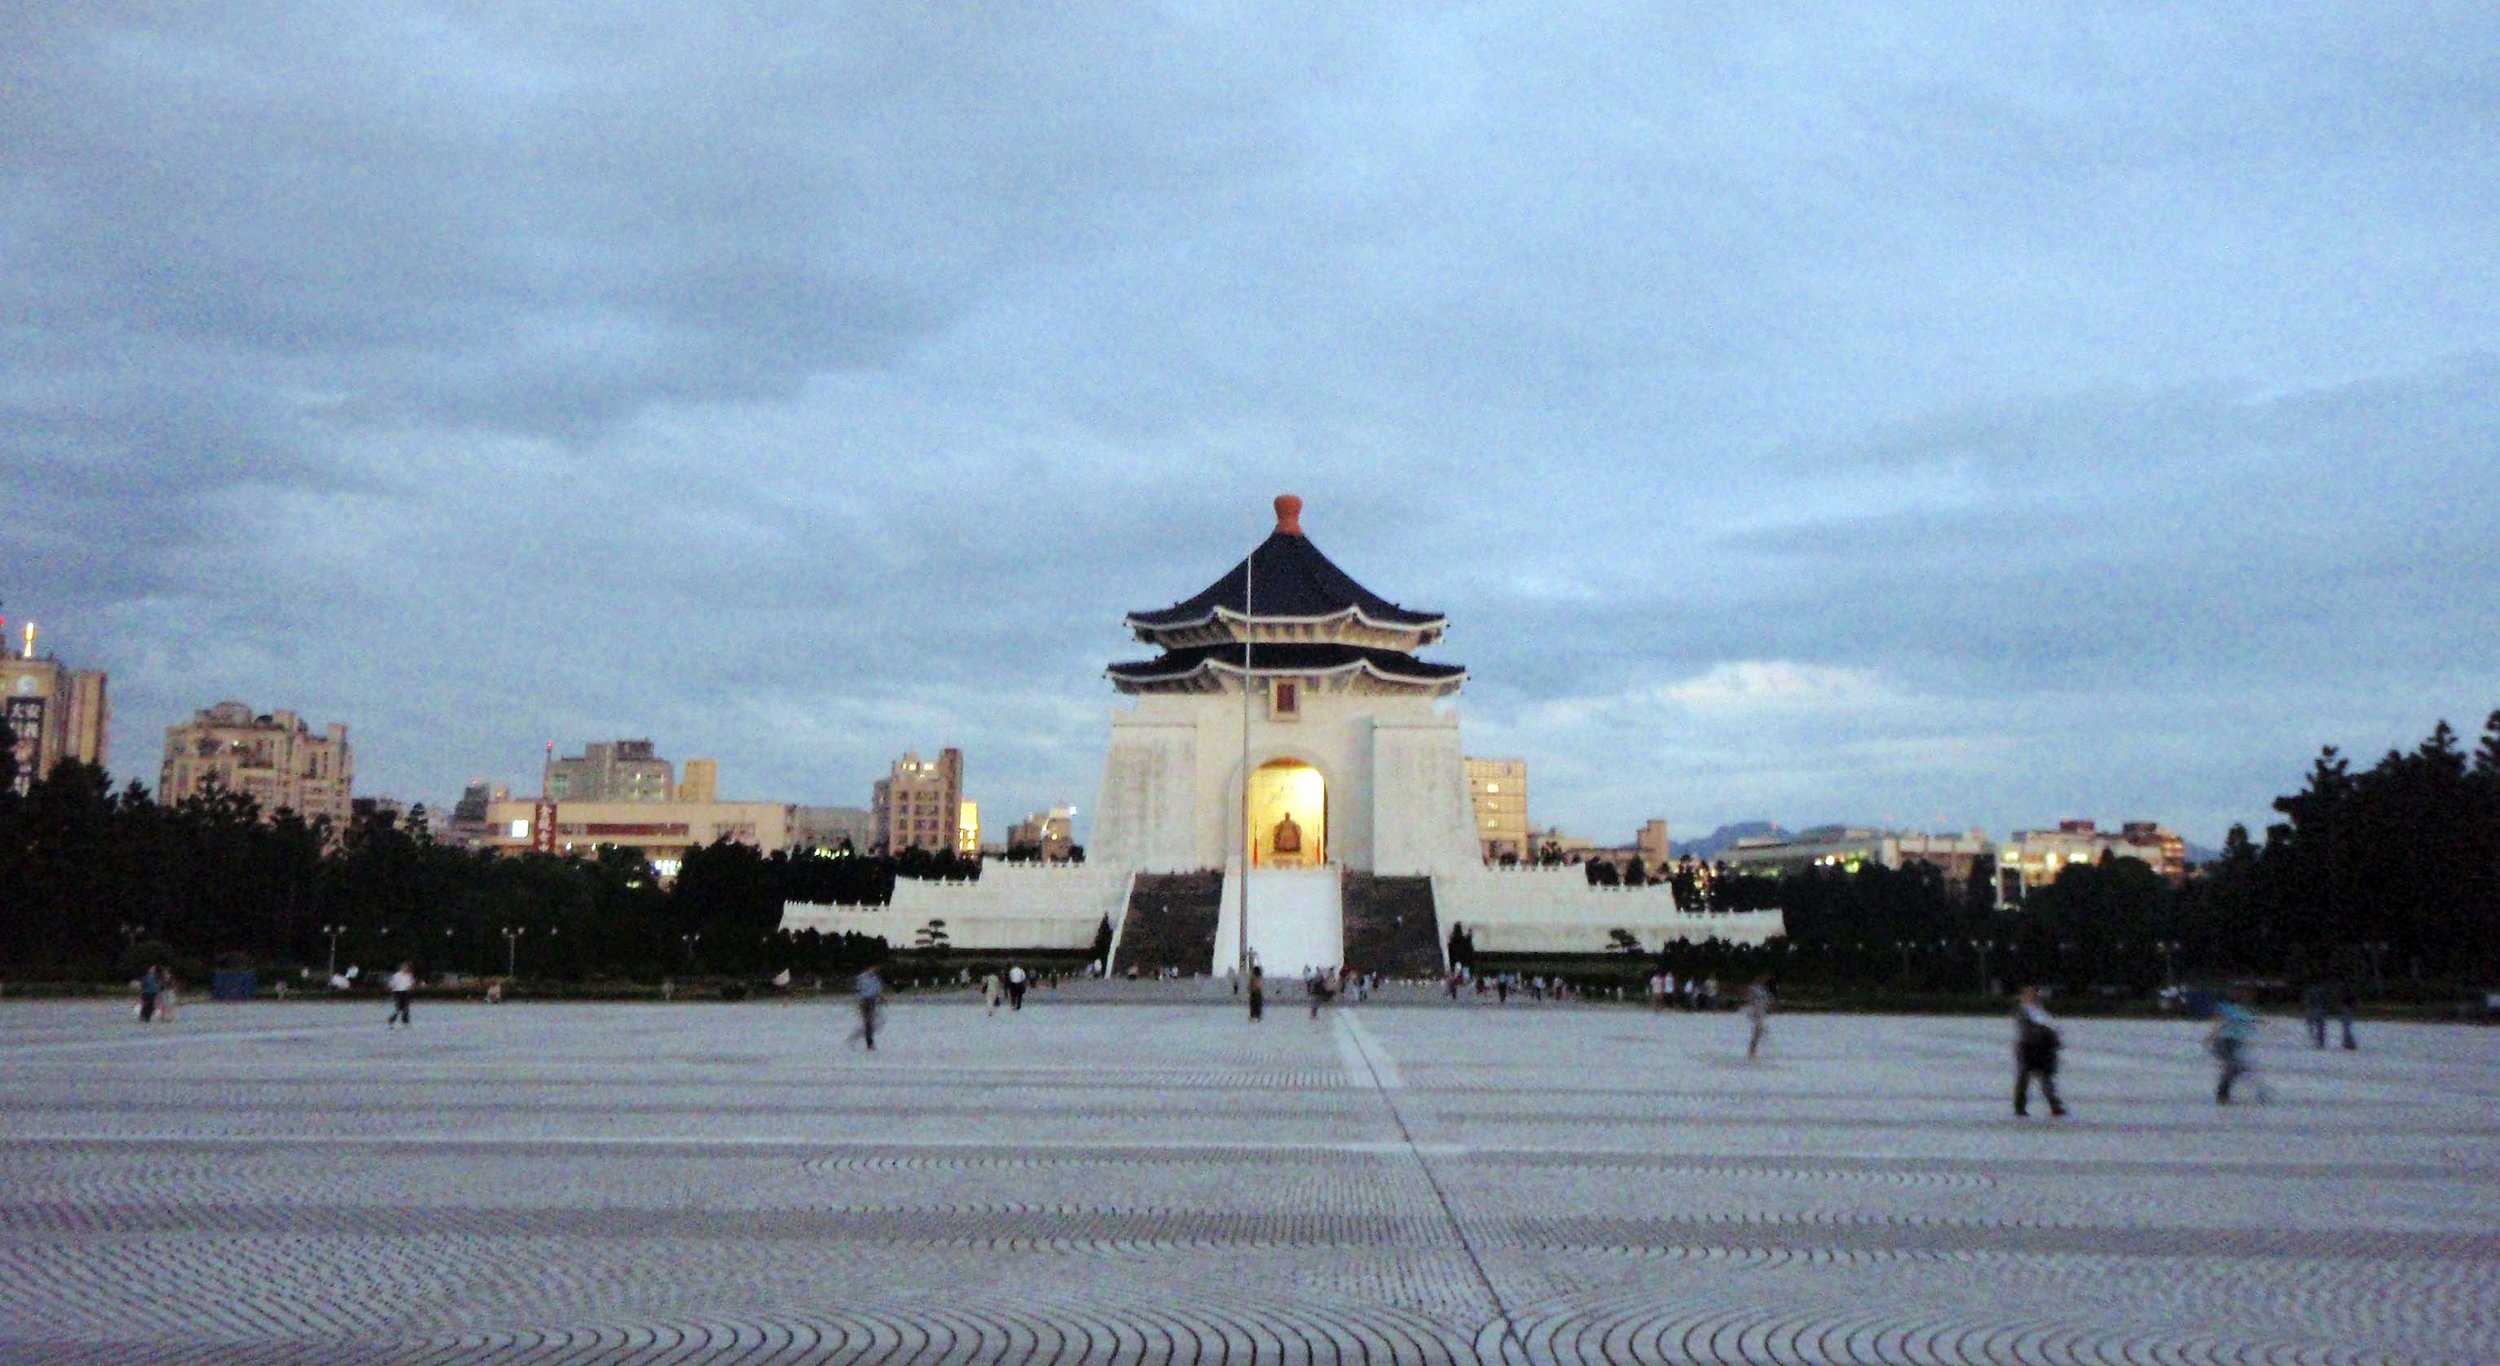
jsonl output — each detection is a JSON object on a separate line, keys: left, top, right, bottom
{"left": 2333, "top": 981, "right": 2359, "bottom": 1051}
{"left": 849, "top": 966, "right": 885, "bottom": 1051}
{"left": 1006, "top": 963, "right": 1028, "bottom": 1012}
{"left": 137, "top": 965, "right": 162, "bottom": 1024}
{"left": 1743, "top": 978, "right": 1774, "bottom": 1059}
{"left": 2301, "top": 984, "right": 2329, "bottom": 1048}
{"left": 385, "top": 962, "right": 415, "bottom": 1028}
{"left": 982, "top": 970, "right": 1003, "bottom": 1016}
{"left": 2208, "top": 988, "right": 2264, "bottom": 1104}
{"left": 2013, "top": 987, "right": 2068, "bottom": 1118}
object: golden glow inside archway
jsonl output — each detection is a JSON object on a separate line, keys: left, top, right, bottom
{"left": 1247, "top": 759, "right": 1325, "bottom": 868}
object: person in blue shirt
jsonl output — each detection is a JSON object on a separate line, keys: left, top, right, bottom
{"left": 2207, "top": 989, "right": 2263, "bottom": 1105}
{"left": 848, "top": 966, "right": 884, "bottom": 1051}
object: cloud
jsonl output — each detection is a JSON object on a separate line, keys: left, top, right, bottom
{"left": 1, "top": 3, "right": 2494, "bottom": 848}
{"left": 1657, "top": 661, "right": 1889, "bottom": 713}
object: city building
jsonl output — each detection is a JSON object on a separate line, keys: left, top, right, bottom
{"left": 784, "top": 494, "right": 1781, "bottom": 961}
{"left": 1522, "top": 819, "right": 1673, "bottom": 875}
{"left": 1636, "top": 818, "right": 1672, "bottom": 871}
{"left": 1717, "top": 826, "right": 1994, "bottom": 891}
{"left": 676, "top": 758, "right": 719, "bottom": 803}
{"left": 443, "top": 781, "right": 509, "bottom": 850}
{"left": 2002, "top": 819, "right": 2188, "bottom": 898}
{"left": 793, "top": 805, "right": 877, "bottom": 853}
{"left": 1006, "top": 805, "right": 1079, "bottom": 860}
{"left": 348, "top": 795, "right": 427, "bottom": 837}
{"left": 159, "top": 701, "right": 354, "bottom": 829}
{"left": 542, "top": 739, "right": 676, "bottom": 804}
{"left": 1528, "top": 826, "right": 1600, "bottom": 864}
{"left": 958, "top": 801, "right": 980, "bottom": 859}
{"left": 873, "top": 749, "right": 964, "bottom": 857}
{"left": 480, "top": 797, "right": 794, "bottom": 878}
{"left": 0, "top": 619, "right": 109, "bottom": 793}
{"left": 1465, "top": 757, "right": 1529, "bottom": 862}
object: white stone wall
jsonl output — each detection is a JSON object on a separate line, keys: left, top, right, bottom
{"left": 1435, "top": 866, "right": 1785, "bottom": 955}
{"left": 1090, "top": 688, "right": 1462, "bottom": 874}
{"left": 1370, "top": 714, "right": 1480, "bottom": 876}
{"left": 779, "top": 864, "right": 1130, "bottom": 952}
{"left": 1091, "top": 715, "right": 1199, "bottom": 871}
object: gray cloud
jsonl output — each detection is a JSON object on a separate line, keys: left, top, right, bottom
{"left": 4, "top": 3, "right": 2495, "bottom": 844}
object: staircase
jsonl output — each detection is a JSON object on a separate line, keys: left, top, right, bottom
{"left": 1111, "top": 871, "right": 1224, "bottom": 977}
{"left": 1341, "top": 872, "right": 1445, "bottom": 977}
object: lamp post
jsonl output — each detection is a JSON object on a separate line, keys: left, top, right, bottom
{"left": 1895, "top": 941, "right": 1913, "bottom": 982}
{"left": 1237, "top": 515, "right": 1256, "bottom": 1018}
{"left": 2155, "top": 939, "right": 2180, "bottom": 989}
{"left": 681, "top": 932, "right": 701, "bottom": 969}
{"left": 1970, "top": 939, "right": 1992, "bottom": 997}
{"left": 501, "top": 926, "right": 525, "bottom": 978}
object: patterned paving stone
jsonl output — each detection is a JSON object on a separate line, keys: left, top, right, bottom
{"left": 1, "top": 999, "right": 2493, "bottom": 1362}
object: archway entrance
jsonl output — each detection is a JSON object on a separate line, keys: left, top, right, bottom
{"left": 1247, "top": 758, "right": 1325, "bottom": 868}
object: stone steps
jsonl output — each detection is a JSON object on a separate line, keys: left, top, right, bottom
{"left": 1341, "top": 872, "right": 1445, "bottom": 977}
{"left": 1111, "top": 871, "right": 1224, "bottom": 977}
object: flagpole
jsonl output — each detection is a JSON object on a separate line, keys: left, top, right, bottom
{"left": 1239, "top": 521, "right": 1255, "bottom": 1016}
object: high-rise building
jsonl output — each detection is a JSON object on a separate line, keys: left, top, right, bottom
{"left": 0, "top": 620, "right": 109, "bottom": 794}
{"left": 444, "top": 780, "right": 510, "bottom": 849}
{"left": 872, "top": 748, "right": 964, "bottom": 856}
{"left": 1006, "top": 805, "right": 1077, "bottom": 860}
{"left": 1635, "top": 818, "right": 1671, "bottom": 871}
{"left": 794, "top": 805, "right": 877, "bottom": 853}
{"left": 1465, "top": 757, "right": 1528, "bottom": 862}
{"left": 675, "top": 757, "right": 718, "bottom": 803}
{"left": 543, "top": 739, "right": 676, "bottom": 803}
{"left": 159, "top": 701, "right": 354, "bottom": 829}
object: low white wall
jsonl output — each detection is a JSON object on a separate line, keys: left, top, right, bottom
{"left": 779, "top": 864, "right": 1129, "bottom": 952}
{"left": 1434, "top": 866, "right": 1785, "bottom": 955}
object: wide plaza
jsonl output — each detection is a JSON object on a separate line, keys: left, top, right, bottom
{"left": 2, "top": 991, "right": 2494, "bottom": 1363}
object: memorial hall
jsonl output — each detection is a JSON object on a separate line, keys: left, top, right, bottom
{"left": 782, "top": 496, "right": 1781, "bottom": 972}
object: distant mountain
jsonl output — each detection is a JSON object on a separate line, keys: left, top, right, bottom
{"left": 1671, "top": 821, "right": 1782, "bottom": 861}
{"left": 2183, "top": 840, "right": 2223, "bottom": 867}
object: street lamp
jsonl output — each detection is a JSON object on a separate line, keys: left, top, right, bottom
{"left": 681, "top": 932, "right": 701, "bottom": 968}
{"left": 2154, "top": 940, "right": 2180, "bottom": 988}
{"left": 501, "top": 926, "right": 525, "bottom": 978}
{"left": 1969, "top": 939, "right": 1992, "bottom": 997}
{"left": 1237, "top": 507, "right": 1257, "bottom": 1020}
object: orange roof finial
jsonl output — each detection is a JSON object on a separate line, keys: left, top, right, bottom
{"left": 1273, "top": 493, "right": 1303, "bottom": 535}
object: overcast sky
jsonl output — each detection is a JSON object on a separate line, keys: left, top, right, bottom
{"left": 6, "top": 4, "right": 2496, "bottom": 846}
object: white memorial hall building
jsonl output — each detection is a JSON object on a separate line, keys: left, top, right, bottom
{"left": 782, "top": 496, "right": 1781, "bottom": 973}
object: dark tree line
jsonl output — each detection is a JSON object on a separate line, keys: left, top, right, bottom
{"left": 1675, "top": 711, "right": 2500, "bottom": 997}
{"left": 0, "top": 741, "right": 968, "bottom": 985}
{"left": 5, "top": 711, "right": 2495, "bottom": 994}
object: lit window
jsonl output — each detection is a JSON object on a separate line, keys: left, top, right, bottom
{"left": 1485, "top": 783, "right": 1499, "bottom": 794}
{"left": 507, "top": 819, "right": 529, "bottom": 838}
